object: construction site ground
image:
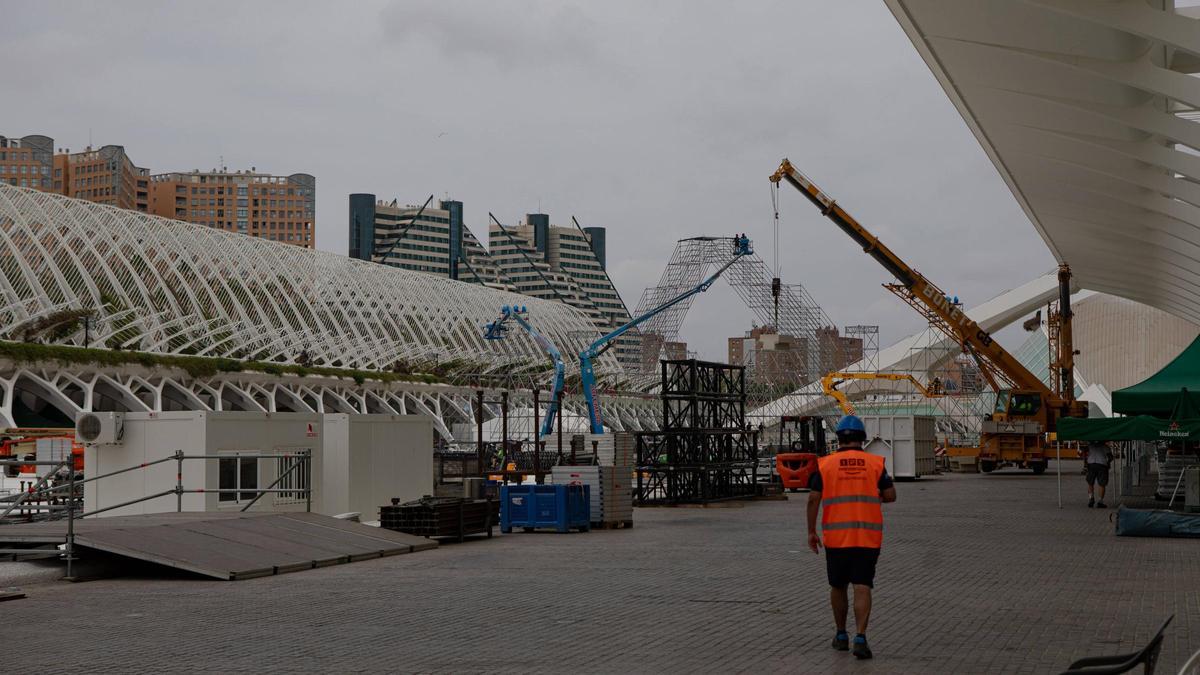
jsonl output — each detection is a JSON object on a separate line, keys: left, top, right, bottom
{"left": 5, "top": 464, "right": 1198, "bottom": 674}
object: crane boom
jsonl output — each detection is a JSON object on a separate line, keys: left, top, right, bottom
{"left": 769, "top": 158, "right": 1057, "bottom": 402}
{"left": 772, "top": 158, "right": 1085, "bottom": 474}
{"left": 580, "top": 234, "right": 753, "bottom": 434}
{"left": 483, "top": 305, "right": 565, "bottom": 438}
{"left": 821, "top": 371, "right": 943, "bottom": 416}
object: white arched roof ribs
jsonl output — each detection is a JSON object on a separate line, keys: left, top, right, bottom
{"left": 0, "top": 184, "right": 620, "bottom": 383}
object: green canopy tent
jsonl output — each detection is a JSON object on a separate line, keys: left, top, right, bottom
{"left": 1058, "top": 413, "right": 1200, "bottom": 442}
{"left": 1059, "top": 337, "right": 1200, "bottom": 441}
{"left": 1111, "top": 335, "right": 1200, "bottom": 416}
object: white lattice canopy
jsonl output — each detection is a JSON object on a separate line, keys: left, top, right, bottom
{"left": 0, "top": 185, "right": 619, "bottom": 378}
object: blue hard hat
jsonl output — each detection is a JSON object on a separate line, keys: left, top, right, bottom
{"left": 835, "top": 415, "right": 866, "bottom": 434}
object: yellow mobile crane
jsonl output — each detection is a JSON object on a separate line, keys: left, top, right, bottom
{"left": 771, "top": 159, "right": 1085, "bottom": 474}
{"left": 821, "top": 372, "right": 944, "bottom": 416}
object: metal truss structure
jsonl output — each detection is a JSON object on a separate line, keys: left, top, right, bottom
{"left": 635, "top": 359, "right": 757, "bottom": 505}
{"left": 0, "top": 184, "right": 621, "bottom": 383}
{"left": 843, "top": 325, "right": 879, "bottom": 373}
{"left": 0, "top": 360, "right": 661, "bottom": 442}
{"left": 633, "top": 237, "right": 836, "bottom": 383}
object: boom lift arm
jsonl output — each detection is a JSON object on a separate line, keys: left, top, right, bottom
{"left": 580, "top": 235, "right": 753, "bottom": 434}
{"left": 820, "top": 371, "right": 944, "bottom": 416}
{"left": 770, "top": 158, "right": 1062, "bottom": 404}
{"left": 483, "top": 305, "right": 565, "bottom": 438}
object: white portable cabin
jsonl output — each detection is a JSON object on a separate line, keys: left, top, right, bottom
{"left": 82, "top": 411, "right": 433, "bottom": 518}
{"left": 860, "top": 415, "right": 936, "bottom": 479}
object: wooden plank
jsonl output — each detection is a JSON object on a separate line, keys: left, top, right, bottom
{"left": 269, "top": 514, "right": 425, "bottom": 547}
{"left": 75, "top": 527, "right": 271, "bottom": 580}
{"left": 279, "top": 512, "right": 439, "bottom": 552}
{"left": 240, "top": 518, "right": 411, "bottom": 560}
{"left": 174, "top": 520, "right": 349, "bottom": 570}
{"left": 2, "top": 512, "right": 437, "bottom": 580}
{"left": 212, "top": 517, "right": 388, "bottom": 563}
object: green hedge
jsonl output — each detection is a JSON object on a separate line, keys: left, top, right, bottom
{"left": 0, "top": 341, "right": 446, "bottom": 386}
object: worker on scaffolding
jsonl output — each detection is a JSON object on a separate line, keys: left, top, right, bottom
{"left": 806, "top": 415, "right": 897, "bottom": 660}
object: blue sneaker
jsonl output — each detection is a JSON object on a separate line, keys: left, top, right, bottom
{"left": 852, "top": 635, "right": 873, "bottom": 660}
{"left": 831, "top": 632, "right": 849, "bottom": 651}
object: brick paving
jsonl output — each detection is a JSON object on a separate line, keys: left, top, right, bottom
{"left": 5, "top": 468, "right": 1198, "bottom": 673}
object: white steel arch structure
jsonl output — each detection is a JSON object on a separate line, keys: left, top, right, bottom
{"left": 0, "top": 184, "right": 621, "bottom": 380}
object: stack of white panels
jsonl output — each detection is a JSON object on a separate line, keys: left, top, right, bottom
{"left": 551, "top": 465, "right": 634, "bottom": 524}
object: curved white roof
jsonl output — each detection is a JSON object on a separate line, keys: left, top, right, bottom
{"left": 885, "top": 0, "right": 1200, "bottom": 323}
{"left": 0, "top": 185, "right": 619, "bottom": 378}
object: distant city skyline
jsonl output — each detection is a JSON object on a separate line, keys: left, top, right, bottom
{"left": 1, "top": 132, "right": 315, "bottom": 248}
{"left": 0, "top": 2, "right": 1057, "bottom": 360}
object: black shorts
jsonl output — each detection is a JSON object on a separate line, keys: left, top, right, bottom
{"left": 825, "top": 546, "right": 880, "bottom": 589}
{"left": 1086, "top": 463, "right": 1109, "bottom": 487}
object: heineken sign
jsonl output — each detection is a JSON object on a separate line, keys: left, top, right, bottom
{"left": 1159, "top": 422, "right": 1190, "bottom": 439}
{"left": 1057, "top": 415, "right": 1200, "bottom": 442}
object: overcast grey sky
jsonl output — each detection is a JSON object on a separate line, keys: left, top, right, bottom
{"left": 1, "top": 1, "right": 1055, "bottom": 359}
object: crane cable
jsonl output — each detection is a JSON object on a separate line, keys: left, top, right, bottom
{"left": 770, "top": 181, "right": 781, "bottom": 330}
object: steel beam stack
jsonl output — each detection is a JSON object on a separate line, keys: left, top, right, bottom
{"left": 635, "top": 359, "right": 758, "bottom": 504}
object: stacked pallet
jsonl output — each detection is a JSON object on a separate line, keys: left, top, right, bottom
{"left": 551, "top": 465, "right": 634, "bottom": 527}
{"left": 567, "top": 433, "right": 635, "bottom": 467}
{"left": 380, "top": 496, "right": 496, "bottom": 542}
{"left": 612, "top": 432, "right": 637, "bottom": 467}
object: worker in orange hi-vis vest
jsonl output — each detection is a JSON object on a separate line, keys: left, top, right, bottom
{"left": 806, "top": 414, "right": 897, "bottom": 661}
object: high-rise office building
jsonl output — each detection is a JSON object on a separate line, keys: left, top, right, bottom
{"left": 349, "top": 197, "right": 636, "bottom": 367}
{"left": 150, "top": 169, "right": 315, "bottom": 248}
{"left": 349, "top": 194, "right": 509, "bottom": 289}
{"left": 489, "top": 215, "right": 638, "bottom": 370}
{"left": 0, "top": 134, "right": 54, "bottom": 191}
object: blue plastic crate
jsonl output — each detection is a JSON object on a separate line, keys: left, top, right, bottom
{"left": 500, "top": 484, "right": 590, "bottom": 533}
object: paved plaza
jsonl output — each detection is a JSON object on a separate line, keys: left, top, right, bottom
{"left": 6, "top": 467, "right": 1198, "bottom": 674}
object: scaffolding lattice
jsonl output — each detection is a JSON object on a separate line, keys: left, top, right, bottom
{"left": 843, "top": 325, "right": 879, "bottom": 373}
{"left": 633, "top": 237, "right": 837, "bottom": 385}
{"left": 893, "top": 328, "right": 991, "bottom": 447}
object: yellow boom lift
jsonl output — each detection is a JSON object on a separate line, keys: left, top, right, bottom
{"left": 821, "top": 372, "right": 944, "bottom": 416}
{"left": 771, "top": 159, "right": 1085, "bottom": 474}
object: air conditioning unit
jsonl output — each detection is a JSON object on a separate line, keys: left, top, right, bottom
{"left": 75, "top": 412, "right": 125, "bottom": 445}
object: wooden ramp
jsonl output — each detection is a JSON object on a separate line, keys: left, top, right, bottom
{"left": 0, "top": 512, "right": 437, "bottom": 580}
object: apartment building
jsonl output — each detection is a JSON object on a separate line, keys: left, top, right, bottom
{"left": 53, "top": 145, "right": 150, "bottom": 212}
{"left": 349, "top": 194, "right": 509, "bottom": 289}
{"left": 0, "top": 134, "right": 53, "bottom": 191}
{"left": 1, "top": 133, "right": 315, "bottom": 246}
{"left": 151, "top": 169, "right": 315, "bottom": 248}
{"left": 489, "top": 215, "right": 638, "bottom": 370}
{"left": 349, "top": 197, "right": 636, "bottom": 368}
{"left": 729, "top": 325, "right": 864, "bottom": 388}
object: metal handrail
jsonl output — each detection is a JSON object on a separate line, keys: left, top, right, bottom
{"left": 1, "top": 449, "right": 312, "bottom": 579}
{"left": 0, "top": 458, "right": 71, "bottom": 520}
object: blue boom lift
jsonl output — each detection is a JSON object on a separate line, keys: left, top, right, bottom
{"left": 483, "top": 305, "right": 565, "bottom": 439}
{"left": 580, "top": 234, "right": 752, "bottom": 434}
